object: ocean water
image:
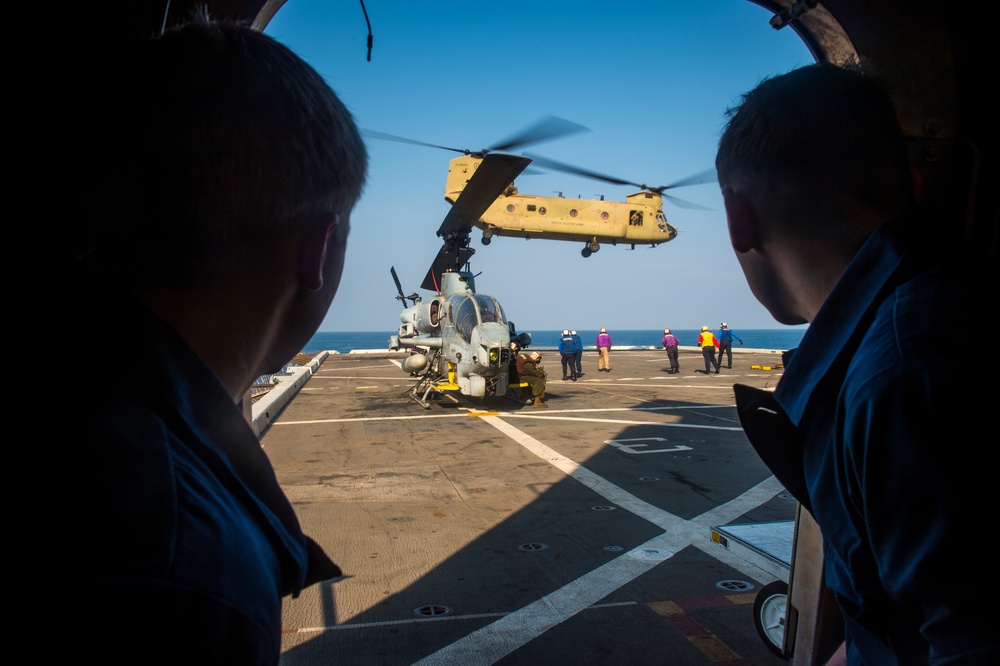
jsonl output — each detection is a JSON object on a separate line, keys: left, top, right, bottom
{"left": 304, "top": 328, "right": 807, "bottom": 355}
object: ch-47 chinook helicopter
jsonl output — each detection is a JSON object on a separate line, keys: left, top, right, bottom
{"left": 366, "top": 117, "right": 717, "bottom": 257}
{"left": 386, "top": 147, "right": 543, "bottom": 407}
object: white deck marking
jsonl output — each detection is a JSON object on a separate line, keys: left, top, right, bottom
{"left": 272, "top": 404, "right": 738, "bottom": 427}
{"left": 412, "top": 414, "right": 785, "bottom": 665}
{"left": 502, "top": 414, "right": 743, "bottom": 431}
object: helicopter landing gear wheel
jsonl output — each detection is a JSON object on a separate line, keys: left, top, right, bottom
{"left": 482, "top": 228, "right": 494, "bottom": 245}
{"left": 581, "top": 247, "right": 592, "bottom": 258}
{"left": 588, "top": 241, "right": 600, "bottom": 253}
{"left": 753, "top": 580, "right": 789, "bottom": 659}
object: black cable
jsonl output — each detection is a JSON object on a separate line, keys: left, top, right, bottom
{"left": 360, "top": 0, "right": 373, "bottom": 61}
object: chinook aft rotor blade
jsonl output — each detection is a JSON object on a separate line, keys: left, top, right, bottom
{"left": 523, "top": 153, "right": 717, "bottom": 196}
{"left": 487, "top": 116, "right": 589, "bottom": 154}
{"left": 362, "top": 129, "right": 470, "bottom": 155}
{"left": 521, "top": 153, "right": 637, "bottom": 187}
{"left": 437, "top": 153, "right": 532, "bottom": 237}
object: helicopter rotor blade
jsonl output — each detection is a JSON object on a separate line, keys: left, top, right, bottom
{"left": 653, "top": 168, "right": 718, "bottom": 192}
{"left": 365, "top": 116, "right": 588, "bottom": 158}
{"left": 523, "top": 153, "right": 717, "bottom": 204}
{"left": 391, "top": 266, "right": 420, "bottom": 305}
{"left": 421, "top": 241, "right": 474, "bottom": 292}
{"left": 487, "top": 116, "right": 590, "bottom": 153}
{"left": 662, "top": 193, "right": 716, "bottom": 211}
{"left": 362, "top": 129, "right": 469, "bottom": 155}
{"left": 391, "top": 266, "right": 406, "bottom": 301}
{"left": 522, "top": 153, "right": 639, "bottom": 187}
{"left": 437, "top": 153, "right": 532, "bottom": 237}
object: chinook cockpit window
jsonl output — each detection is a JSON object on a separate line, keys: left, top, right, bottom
{"left": 657, "top": 212, "right": 669, "bottom": 233}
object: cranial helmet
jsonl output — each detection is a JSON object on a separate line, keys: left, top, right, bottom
{"left": 721, "top": 322, "right": 728, "bottom": 328}
{"left": 529, "top": 351, "right": 541, "bottom": 362}
{"left": 664, "top": 328, "right": 670, "bottom": 334}
{"left": 701, "top": 326, "right": 709, "bottom": 331}
{"left": 563, "top": 329, "right": 570, "bottom": 336}
{"left": 571, "top": 331, "right": 576, "bottom": 335}
{"left": 600, "top": 327, "right": 607, "bottom": 333}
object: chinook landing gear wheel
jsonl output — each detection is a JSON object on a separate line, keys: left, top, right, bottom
{"left": 753, "top": 580, "right": 790, "bottom": 659}
{"left": 589, "top": 241, "right": 600, "bottom": 253}
{"left": 581, "top": 247, "right": 592, "bottom": 257}
{"left": 482, "top": 228, "right": 493, "bottom": 245}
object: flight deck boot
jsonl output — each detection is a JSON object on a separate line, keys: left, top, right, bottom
{"left": 533, "top": 395, "right": 548, "bottom": 408}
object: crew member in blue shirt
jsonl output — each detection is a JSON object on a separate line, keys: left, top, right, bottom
{"left": 558, "top": 329, "right": 578, "bottom": 380}
{"left": 716, "top": 322, "right": 743, "bottom": 369}
{"left": 571, "top": 330, "right": 584, "bottom": 377}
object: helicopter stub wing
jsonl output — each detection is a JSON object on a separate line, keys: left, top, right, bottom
{"left": 436, "top": 153, "right": 532, "bottom": 238}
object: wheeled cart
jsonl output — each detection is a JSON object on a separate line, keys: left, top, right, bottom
{"left": 710, "top": 519, "right": 794, "bottom": 658}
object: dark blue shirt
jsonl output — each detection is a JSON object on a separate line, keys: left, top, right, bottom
{"left": 718, "top": 328, "right": 741, "bottom": 343}
{"left": 50, "top": 277, "right": 340, "bottom": 664}
{"left": 735, "top": 214, "right": 997, "bottom": 665}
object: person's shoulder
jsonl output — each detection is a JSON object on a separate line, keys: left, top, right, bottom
{"left": 851, "top": 248, "right": 975, "bottom": 375}
{"left": 56, "top": 399, "right": 179, "bottom": 567}
{"left": 895, "top": 244, "right": 978, "bottom": 338}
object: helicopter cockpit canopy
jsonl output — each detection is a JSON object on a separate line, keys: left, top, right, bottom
{"left": 452, "top": 294, "right": 507, "bottom": 343}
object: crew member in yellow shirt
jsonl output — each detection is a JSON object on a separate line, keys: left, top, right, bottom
{"left": 697, "top": 326, "right": 720, "bottom": 374}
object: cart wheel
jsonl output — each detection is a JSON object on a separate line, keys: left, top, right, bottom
{"left": 753, "top": 580, "right": 789, "bottom": 659}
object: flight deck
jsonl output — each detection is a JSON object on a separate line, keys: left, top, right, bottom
{"left": 262, "top": 346, "right": 796, "bottom": 665}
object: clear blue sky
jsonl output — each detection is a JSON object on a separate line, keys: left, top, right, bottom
{"left": 264, "top": 1, "right": 814, "bottom": 333}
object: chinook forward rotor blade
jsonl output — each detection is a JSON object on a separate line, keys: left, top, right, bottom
{"left": 656, "top": 168, "right": 719, "bottom": 192}
{"left": 362, "top": 129, "right": 469, "bottom": 155}
{"left": 661, "top": 193, "right": 716, "bottom": 211}
{"left": 436, "top": 153, "right": 532, "bottom": 237}
{"left": 365, "top": 116, "right": 588, "bottom": 158}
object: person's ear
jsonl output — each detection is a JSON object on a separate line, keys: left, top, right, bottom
{"left": 721, "top": 186, "right": 759, "bottom": 254}
{"left": 299, "top": 215, "right": 340, "bottom": 292}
